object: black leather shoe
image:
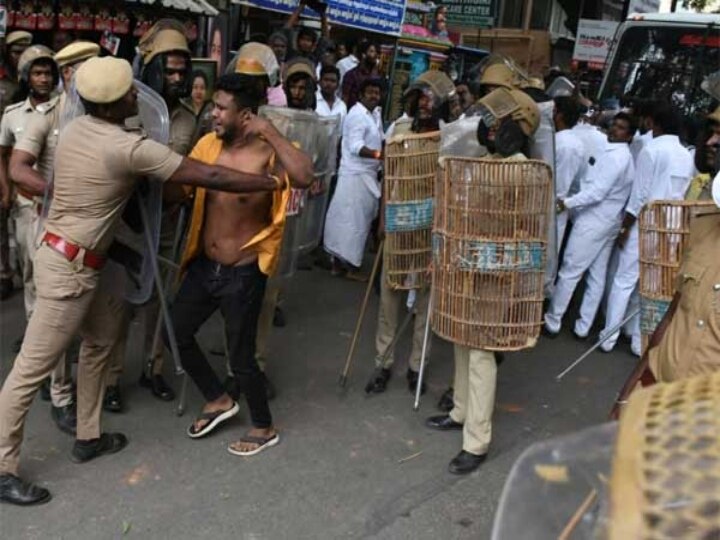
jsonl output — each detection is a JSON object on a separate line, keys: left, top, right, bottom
{"left": 103, "top": 385, "right": 123, "bottom": 413}
{"left": 273, "top": 306, "right": 286, "bottom": 327}
{"left": 51, "top": 403, "right": 77, "bottom": 435}
{"left": 425, "top": 414, "right": 463, "bottom": 431}
{"left": 437, "top": 387, "right": 454, "bottom": 412}
{"left": 448, "top": 450, "right": 487, "bottom": 475}
{"left": 40, "top": 377, "right": 51, "bottom": 402}
{"left": 0, "top": 278, "right": 12, "bottom": 301}
{"left": 138, "top": 372, "right": 175, "bottom": 401}
{"left": 0, "top": 473, "right": 51, "bottom": 506}
{"left": 406, "top": 369, "right": 426, "bottom": 395}
{"left": 71, "top": 433, "right": 128, "bottom": 464}
{"left": 541, "top": 326, "right": 559, "bottom": 339}
{"left": 365, "top": 368, "right": 391, "bottom": 394}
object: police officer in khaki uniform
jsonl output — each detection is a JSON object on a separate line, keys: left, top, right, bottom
{"left": 0, "top": 31, "right": 32, "bottom": 299}
{"left": 0, "top": 56, "right": 290, "bottom": 506}
{"left": 9, "top": 42, "right": 101, "bottom": 434}
{"left": 0, "top": 45, "right": 57, "bottom": 330}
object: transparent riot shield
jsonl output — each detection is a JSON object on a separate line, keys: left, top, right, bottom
{"left": 530, "top": 100, "right": 558, "bottom": 297}
{"left": 297, "top": 113, "right": 340, "bottom": 254}
{"left": 491, "top": 423, "right": 615, "bottom": 540}
{"left": 258, "top": 105, "right": 320, "bottom": 278}
{"left": 546, "top": 76, "right": 575, "bottom": 98}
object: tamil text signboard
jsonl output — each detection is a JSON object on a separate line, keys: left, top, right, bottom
{"left": 239, "top": 0, "right": 407, "bottom": 36}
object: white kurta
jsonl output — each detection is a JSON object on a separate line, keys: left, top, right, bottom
{"left": 323, "top": 102, "right": 383, "bottom": 267}
{"left": 601, "top": 135, "right": 695, "bottom": 352}
{"left": 569, "top": 122, "right": 607, "bottom": 196}
{"left": 545, "top": 142, "right": 635, "bottom": 336}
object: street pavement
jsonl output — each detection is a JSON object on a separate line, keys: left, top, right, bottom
{"left": 0, "top": 262, "right": 636, "bottom": 539}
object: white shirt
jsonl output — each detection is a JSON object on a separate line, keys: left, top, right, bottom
{"left": 315, "top": 91, "right": 347, "bottom": 132}
{"left": 555, "top": 129, "right": 586, "bottom": 199}
{"left": 564, "top": 142, "right": 635, "bottom": 223}
{"left": 339, "top": 102, "right": 383, "bottom": 177}
{"left": 630, "top": 129, "right": 653, "bottom": 162}
{"left": 625, "top": 134, "right": 695, "bottom": 218}
{"left": 571, "top": 122, "right": 607, "bottom": 164}
{"left": 336, "top": 54, "right": 359, "bottom": 88}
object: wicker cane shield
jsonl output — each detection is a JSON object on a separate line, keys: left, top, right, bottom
{"left": 609, "top": 371, "right": 720, "bottom": 540}
{"left": 383, "top": 131, "right": 440, "bottom": 290}
{"left": 432, "top": 157, "right": 552, "bottom": 351}
{"left": 639, "top": 201, "right": 715, "bottom": 353}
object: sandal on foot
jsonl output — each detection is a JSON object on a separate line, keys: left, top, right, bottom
{"left": 227, "top": 433, "right": 280, "bottom": 457}
{"left": 187, "top": 402, "right": 240, "bottom": 439}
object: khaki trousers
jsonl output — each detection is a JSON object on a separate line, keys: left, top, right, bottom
{"left": 0, "top": 245, "right": 123, "bottom": 475}
{"left": 375, "top": 266, "right": 430, "bottom": 371}
{"left": 449, "top": 345, "right": 497, "bottom": 456}
{"left": 19, "top": 203, "right": 74, "bottom": 408}
{"left": 11, "top": 197, "right": 36, "bottom": 316}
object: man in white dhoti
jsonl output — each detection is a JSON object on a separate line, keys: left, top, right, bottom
{"left": 323, "top": 78, "right": 384, "bottom": 277}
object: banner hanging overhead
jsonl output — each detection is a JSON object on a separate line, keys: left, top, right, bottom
{"left": 235, "top": 0, "right": 407, "bottom": 36}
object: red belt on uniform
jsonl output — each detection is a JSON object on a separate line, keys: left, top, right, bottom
{"left": 42, "top": 231, "right": 106, "bottom": 270}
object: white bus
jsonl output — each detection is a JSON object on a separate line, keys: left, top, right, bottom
{"left": 598, "top": 12, "right": 720, "bottom": 120}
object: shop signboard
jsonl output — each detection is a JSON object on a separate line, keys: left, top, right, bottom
{"left": 238, "top": 0, "right": 407, "bottom": 36}
{"left": 573, "top": 18, "right": 619, "bottom": 66}
{"left": 438, "top": 0, "right": 496, "bottom": 28}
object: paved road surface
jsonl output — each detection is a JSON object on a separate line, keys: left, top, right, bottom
{"left": 0, "top": 263, "right": 635, "bottom": 539}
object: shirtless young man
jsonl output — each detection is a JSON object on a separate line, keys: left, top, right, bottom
{"left": 166, "top": 73, "right": 313, "bottom": 456}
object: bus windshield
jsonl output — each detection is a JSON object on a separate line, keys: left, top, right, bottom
{"left": 600, "top": 23, "right": 720, "bottom": 118}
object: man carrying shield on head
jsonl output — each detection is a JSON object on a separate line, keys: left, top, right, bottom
{"left": 365, "top": 70, "right": 456, "bottom": 395}
{"left": 426, "top": 88, "right": 550, "bottom": 475}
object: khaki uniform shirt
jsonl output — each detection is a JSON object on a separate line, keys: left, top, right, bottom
{"left": 45, "top": 115, "right": 183, "bottom": 254}
{"left": 14, "top": 94, "right": 63, "bottom": 183}
{"left": 649, "top": 211, "right": 720, "bottom": 381}
{"left": 0, "top": 77, "right": 18, "bottom": 121}
{"left": 0, "top": 98, "right": 39, "bottom": 149}
{"left": 169, "top": 101, "right": 196, "bottom": 156}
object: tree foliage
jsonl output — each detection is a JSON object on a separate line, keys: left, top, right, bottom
{"left": 682, "top": 0, "right": 713, "bottom": 11}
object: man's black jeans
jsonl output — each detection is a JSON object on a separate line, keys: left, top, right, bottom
{"left": 165, "top": 254, "right": 271, "bottom": 428}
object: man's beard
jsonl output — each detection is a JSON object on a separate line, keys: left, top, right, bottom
{"left": 219, "top": 124, "right": 237, "bottom": 143}
{"left": 164, "top": 82, "right": 185, "bottom": 102}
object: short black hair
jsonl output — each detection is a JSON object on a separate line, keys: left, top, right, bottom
{"left": 320, "top": 65, "right": 340, "bottom": 80}
{"left": 357, "top": 40, "right": 377, "bottom": 57}
{"left": 359, "top": 77, "right": 383, "bottom": 95}
{"left": 297, "top": 26, "right": 318, "bottom": 44}
{"left": 650, "top": 102, "right": 682, "bottom": 136}
{"left": 215, "top": 73, "right": 266, "bottom": 113}
{"left": 192, "top": 70, "right": 208, "bottom": 85}
{"left": 554, "top": 96, "right": 581, "bottom": 128}
{"left": 614, "top": 111, "right": 638, "bottom": 137}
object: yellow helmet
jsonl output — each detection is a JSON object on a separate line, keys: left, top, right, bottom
{"left": 230, "top": 42, "right": 280, "bottom": 86}
{"left": 480, "top": 63, "right": 517, "bottom": 90}
{"left": 17, "top": 44, "right": 57, "bottom": 85}
{"left": 138, "top": 19, "right": 190, "bottom": 65}
{"left": 405, "top": 69, "right": 456, "bottom": 103}
{"left": 479, "top": 87, "right": 540, "bottom": 136}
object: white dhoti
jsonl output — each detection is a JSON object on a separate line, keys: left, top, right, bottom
{"left": 323, "top": 170, "right": 379, "bottom": 268}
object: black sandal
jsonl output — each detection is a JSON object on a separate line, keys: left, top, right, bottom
{"left": 187, "top": 402, "right": 240, "bottom": 439}
{"left": 227, "top": 433, "right": 280, "bottom": 457}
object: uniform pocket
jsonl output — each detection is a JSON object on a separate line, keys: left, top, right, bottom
{"left": 677, "top": 262, "right": 705, "bottom": 314}
{"left": 34, "top": 245, "right": 99, "bottom": 300}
